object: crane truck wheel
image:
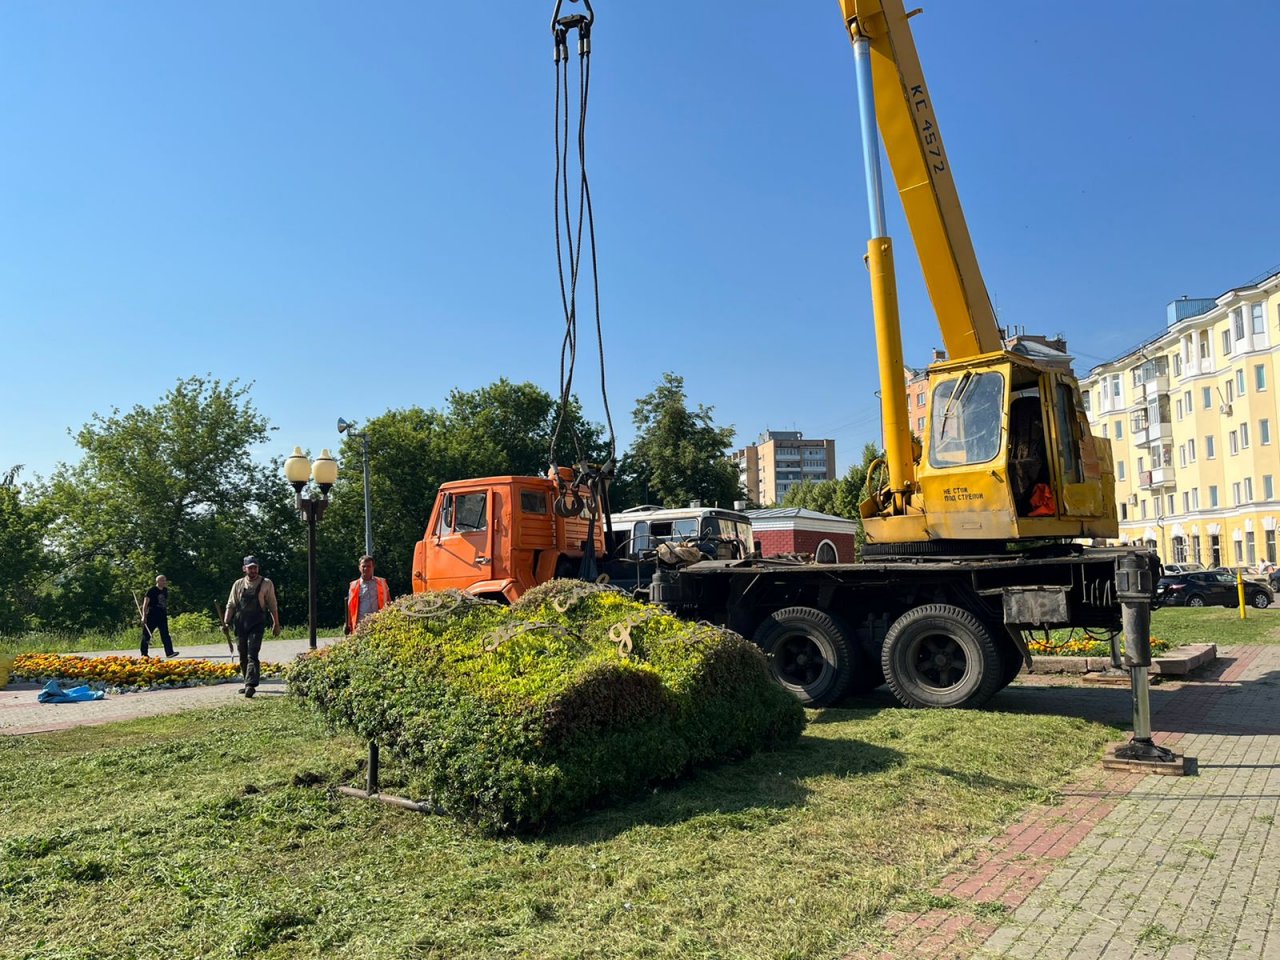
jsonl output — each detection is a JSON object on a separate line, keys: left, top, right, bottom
{"left": 880, "top": 604, "right": 1004, "bottom": 709}
{"left": 753, "top": 606, "right": 854, "bottom": 708}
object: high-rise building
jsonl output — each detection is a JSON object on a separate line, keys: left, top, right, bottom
{"left": 1080, "top": 268, "right": 1280, "bottom": 565}
{"left": 731, "top": 431, "right": 837, "bottom": 506}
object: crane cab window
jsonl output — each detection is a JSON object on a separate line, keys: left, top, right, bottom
{"left": 437, "top": 492, "right": 488, "bottom": 536}
{"left": 929, "top": 372, "right": 1005, "bottom": 468}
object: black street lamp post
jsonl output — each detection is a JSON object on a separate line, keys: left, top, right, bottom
{"left": 285, "top": 447, "right": 339, "bottom": 650}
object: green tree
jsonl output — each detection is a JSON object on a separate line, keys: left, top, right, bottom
{"left": 615, "top": 373, "right": 742, "bottom": 509}
{"left": 38, "top": 376, "right": 283, "bottom": 631}
{"left": 0, "top": 467, "right": 47, "bottom": 634}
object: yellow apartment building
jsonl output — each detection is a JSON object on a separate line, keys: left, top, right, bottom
{"left": 1081, "top": 268, "right": 1280, "bottom": 566}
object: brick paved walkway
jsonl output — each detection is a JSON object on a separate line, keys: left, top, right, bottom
{"left": 0, "top": 636, "right": 338, "bottom": 736}
{"left": 849, "top": 645, "right": 1280, "bottom": 960}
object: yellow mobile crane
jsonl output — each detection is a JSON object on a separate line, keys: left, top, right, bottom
{"left": 841, "top": 0, "right": 1118, "bottom": 554}
{"left": 416, "top": 1, "right": 1159, "bottom": 718}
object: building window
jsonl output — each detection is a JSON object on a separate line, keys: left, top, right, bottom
{"left": 1114, "top": 420, "right": 1123, "bottom": 440}
{"left": 1211, "top": 534, "right": 1221, "bottom": 567}
{"left": 1179, "top": 444, "right": 1187, "bottom": 468}
{"left": 1120, "top": 503, "right": 1128, "bottom": 521}
{"left": 1082, "top": 391, "right": 1091, "bottom": 413}
{"left": 1192, "top": 488, "right": 1199, "bottom": 509}
{"left": 1182, "top": 491, "right": 1190, "bottom": 513}
{"left": 1223, "top": 329, "right": 1232, "bottom": 355}
{"left": 1233, "top": 482, "right": 1242, "bottom": 505}
{"left": 1241, "top": 422, "right": 1250, "bottom": 449}
{"left": 1117, "top": 461, "right": 1126, "bottom": 481}
{"left": 1252, "top": 302, "right": 1266, "bottom": 336}
{"left": 917, "top": 416, "right": 925, "bottom": 433}
{"left": 1237, "top": 369, "right": 1246, "bottom": 396}
{"left": 1234, "top": 307, "right": 1246, "bottom": 340}
{"left": 1257, "top": 365, "right": 1268, "bottom": 392}
{"left": 1236, "top": 538, "right": 1245, "bottom": 563}
{"left": 1203, "top": 386, "right": 1213, "bottom": 409}
{"left": 1247, "top": 532, "right": 1258, "bottom": 565}
{"left": 1210, "top": 485, "right": 1219, "bottom": 507}
{"left": 1227, "top": 379, "right": 1235, "bottom": 403}
{"left": 1188, "top": 438, "right": 1196, "bottom": 462}
{"left": 1174, "top": 353, "right": 1183, "bottom": 377}
{"left": 1138, "top": 456, "right": 1145, "bottom": 472}
{"left": 1141, "top": 500, "right": 1147, "bottom": 519}
{"left": 1245, "top": 477, "right": 1254, "bottom": 502}
{"left": 1110, "top": 374, "right": 1122, "bottom": 402}
{"left": 1176, "top": 398, "right": 1184, "bottom": 420}
{"left": 1167, "top": 494, "right": 1175, "bottom": 515}
{"left": 1268, "top": 529, "right": 1277, "bottom": 565}
{"left": 1263, "top": 420, "right": 1272, "bottom": 446}
{"left": 1206, "top": 435, "right": 1216, "bottom": 459}
{"left": 1230, "top": 431, "right": 1239, "bottom": 455}
{"left": 1267, "top": 476, "right": 1275, "bottom": 500}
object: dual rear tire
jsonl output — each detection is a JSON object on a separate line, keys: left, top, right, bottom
{"left": 753, "top": 603, "right": 1007, "bottom": 709}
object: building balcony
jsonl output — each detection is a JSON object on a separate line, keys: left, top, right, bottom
{"left": 1138, "top": 467, "right": 1176, "bottom": 490}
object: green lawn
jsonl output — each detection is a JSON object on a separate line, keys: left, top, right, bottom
{"left": 0, "top": 698, "right": 1116, "bottom": 960}
{"left": 1150, "top": 605, "right": 1280, "bottom": 646}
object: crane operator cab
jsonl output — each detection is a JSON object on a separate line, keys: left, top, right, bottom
{"left": 862, "top": 351, "right": 1119, "bottom": 552}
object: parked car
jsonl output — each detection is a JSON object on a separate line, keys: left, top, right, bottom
{"left": 1210, "top": 565, "right": 1269, "bottom": 583}
{"left": 1156, "top": 570, "right": 1273, "bottom": 609}
{"left": 1161, "top": 563, "right": 1204, "bottom": 576}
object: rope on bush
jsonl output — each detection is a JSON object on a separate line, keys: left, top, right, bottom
{"left": 399, "top": 590, "right": 504, "bottom": 621}
{"left": 607, "top": 607, "right": 664, "bottom": 657}
{"left": 483, "top": 621, "right": 581, "bottom": 653}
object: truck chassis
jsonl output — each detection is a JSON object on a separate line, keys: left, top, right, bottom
{"left": 649, "top": 548, "right": 1155, "bottom": 709}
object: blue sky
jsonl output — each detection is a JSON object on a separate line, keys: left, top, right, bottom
{"left": 3, "top": 1, "right": 1278, "bottom": 483}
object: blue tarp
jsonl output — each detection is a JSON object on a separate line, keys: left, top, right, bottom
{"left": 37, "top": 681, "right": 106, "bottom": 704}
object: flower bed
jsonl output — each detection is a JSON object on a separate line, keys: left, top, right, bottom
{"left": 1024, "top": 632, "right": 1172, "bottom": 658}
{"left": 10, "top": 653, "right": 288, "bottom": 694}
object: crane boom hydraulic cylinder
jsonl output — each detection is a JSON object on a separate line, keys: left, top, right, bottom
{"left": 852, "top": 34, "right": 914, "bottom": 510}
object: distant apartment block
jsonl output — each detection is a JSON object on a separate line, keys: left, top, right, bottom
{"left": 1080, "top": 267, "right": 1280, "bottom": 565}
{"left": 732, "top": 430, "right": 836, "bottom": 506}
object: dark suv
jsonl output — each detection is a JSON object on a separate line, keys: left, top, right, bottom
{"left": 1156, "top": 570, "right": 1273, "bottom": 609}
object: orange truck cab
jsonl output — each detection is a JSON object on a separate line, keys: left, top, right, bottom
{"left": 412, "top": 470, "right": 605, "bottom": 604}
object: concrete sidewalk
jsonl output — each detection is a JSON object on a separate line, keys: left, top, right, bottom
{"left": 0, "top": 636, "right": 341, "bottom": 736}
{"left": 850, "top": 645, "right": 1280, "bottom": 960}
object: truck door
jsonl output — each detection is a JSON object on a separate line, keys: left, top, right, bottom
{"left": 424, "top": 489, "right": 493, "bottom": 592}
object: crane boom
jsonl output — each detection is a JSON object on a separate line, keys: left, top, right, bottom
{"left": 840, "top": 0, "right": 1003, "bottom": 358}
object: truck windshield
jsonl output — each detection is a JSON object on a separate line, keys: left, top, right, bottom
{"left": 929, "top": 371, "right": 1005, "bottom": 468}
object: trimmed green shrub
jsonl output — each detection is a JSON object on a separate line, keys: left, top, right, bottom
{"left": 290, "top": 581, "right": 805, "bottom": 833}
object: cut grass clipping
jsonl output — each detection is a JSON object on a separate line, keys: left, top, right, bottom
{"left": 290, "top": 581, "right": 805, "bottom": 833}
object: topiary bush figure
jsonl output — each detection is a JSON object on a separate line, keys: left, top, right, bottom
{"left": 290, "top": 582, "right": 805, "bottom": 833}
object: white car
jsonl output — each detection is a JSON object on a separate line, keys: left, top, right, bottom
{"left": 1161, "top": 563, "right": 1204, "bottom": 576}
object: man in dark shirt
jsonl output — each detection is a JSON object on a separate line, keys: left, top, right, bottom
{"left": 140, "top": 575, "right": 179, "bottom": 658}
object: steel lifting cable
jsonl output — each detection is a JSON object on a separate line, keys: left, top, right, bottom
{"left": 549, "top": 0, "right": 617, "bottom": 521}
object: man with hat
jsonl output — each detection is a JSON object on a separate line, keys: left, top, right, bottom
{"left": 222, "top": 555, "right": 281, "bottom": 698}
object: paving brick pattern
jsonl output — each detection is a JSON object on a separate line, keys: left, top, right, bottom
{"left": 846, "top": 645, "right": 1280, "bottom": 960}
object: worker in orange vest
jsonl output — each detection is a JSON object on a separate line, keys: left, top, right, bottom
{"left": 346, "top": 554, "right": 391, "bottom": 634}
